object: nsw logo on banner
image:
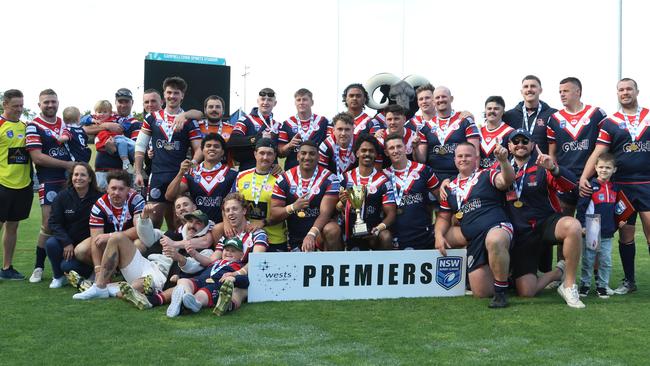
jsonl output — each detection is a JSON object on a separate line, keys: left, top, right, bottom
{"left": 436, "top": 256, "right": 463, "bottom": 290}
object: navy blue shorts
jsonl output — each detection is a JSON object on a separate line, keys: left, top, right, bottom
{"left": 38, "top": 181, "right": 64, "bottom": 206}
{"left": 511, "top": 213, "right": 562, "bottom": 278}
{"left": 147, "top": 172, "right": 175, "bottom": 203}
{"left": 467, "top": 222, "right": 513, "bottom": 273}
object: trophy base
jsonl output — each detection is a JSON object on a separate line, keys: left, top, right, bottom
{"left": 352, "top": 221, "right": 369, "bottom": 237}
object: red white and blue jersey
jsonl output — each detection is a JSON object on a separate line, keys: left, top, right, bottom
{"left": 318, "top": 136, "right": 356, "bottom": 180}
{"left": 478, "top": 122, "right": 514, "bottom": 169}
{"left": 504, "top": 160, "right": 576, "bottom": 235}
{"left": 279, "top": 114, "right": 330, "bottom": 170}
{"left": 440, "top": 169, "right": 509, "bottom": 239}
{"left": 181, "top": 163, "right": 238, "bottom": 222}
{"left": 376, "top": 128, "right": 426, "bottom": 164}
{"left": 215, "top": 229, "right": 268, "bottom": 264}
{"left": 95, "top": 116, "right": 142, "bottom": 171}
{"left": 272, "top": 166, "right": 340, "bottom": 244}
{"left": 421, "top": 112, "right": 480, "bottom": 176}
{"left": 596, "top": 108, "right": 650, "bottom": 183}
{"left": 576, "top": 178, "right": 620, "bottom": 238}
{"left": 232, "top": 111, "right": 280, "bottom": 137}
{"left": 341, "top": 168, "right": 395, "bottom": 233}
{"left": 351, "top": 112, "right": 373, "bottom": 138}
{"left": 546, "top": 105, "right": 607, "bottom": 176}
{"left": 141, "top": 110, "right": 202, "bottom": 175}
{"left": 25, "top": 116, "right": 73, "bottom": 183}
{"left": 369, "top": 112, "right": 387, "bottom": 134}
{"left": 89, "top": 190, "right": 145, "bottom": 233}
{"left": 383, "top": 161, "right": 439, "bottom": 248}
{"left": 407, "top": 115, "right": 431, "bottom": 132}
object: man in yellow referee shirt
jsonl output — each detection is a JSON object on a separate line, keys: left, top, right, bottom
{"left": 0, "top": 89, "right": 33, "bottom": 280}
{"left": 234, "top": 138, "right": 288, "bottom": 251}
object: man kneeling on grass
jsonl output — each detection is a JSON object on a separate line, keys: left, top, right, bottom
{"left": 165, "top": 237, "right": 249, "bottom": 317}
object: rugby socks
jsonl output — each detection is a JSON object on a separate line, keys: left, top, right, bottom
{"left": 493, "top": 280, "right": 509, "bottom": 294}
{"left": 619, "top": 241, "right": 635, "bottom": 283}
{"left": 35, "top": 247, "right": 47, "bottom": 269}
{"left": 147, "top": 292, "right": 165, "bottom": 307}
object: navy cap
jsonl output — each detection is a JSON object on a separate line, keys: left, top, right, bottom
{"left": 115, "top": 88, "right": 133, "bottom": 101}
{"left": 509, "top": 128, "right": 532, "bottom": 141}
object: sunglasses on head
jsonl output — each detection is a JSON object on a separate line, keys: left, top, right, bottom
{"left": 259, "top": 91, "right": 275, "bottom": 98}
{"left": 512, "top": 138, "right": 530, "bottom": 145}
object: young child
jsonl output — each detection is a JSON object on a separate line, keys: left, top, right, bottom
{"left": 577, "top": 153, "right": 626, "bottom": 299}
{"left": 165, "top": 236, "right": 249, "bottom": 317}
{"left": 92, "top": 100, "right": 136, "bottom": 172}
{"left": 62, "top": 106, "right": 92, "bottom": 163}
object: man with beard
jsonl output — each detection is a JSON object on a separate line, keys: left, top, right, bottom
{"left": 272, "top": 141, "right": 342, "bottom": 252}
{"left": 506, "top": 129, "right": 585, "bottom": 308}
{"left": 278, "top": 88, "right": 329, "bottom": 170}
{"left": 25, "top": 89, "right": 75, "bottom": 282}
{"left": 579, "top": 78, "right": 650, "bottom": 295}
{"left": 198, "top": 95, "right": 233, "bottom": 141}
{"left": 503, "top": 75, "right": 557, "bottom": 154}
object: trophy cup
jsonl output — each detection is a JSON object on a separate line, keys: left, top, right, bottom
{"left": 347, "top": 185, "right": 368, "bottom": 236}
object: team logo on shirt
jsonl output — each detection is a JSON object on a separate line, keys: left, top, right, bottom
{"left": 436, "top": 256, "right": 463, "bottom": 290}
{"left": 6, "top": 131, "right": 13, "bottom": 138}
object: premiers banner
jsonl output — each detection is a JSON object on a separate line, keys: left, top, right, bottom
{"left": 248, "top": 249, "right": 466, "bottom": 302}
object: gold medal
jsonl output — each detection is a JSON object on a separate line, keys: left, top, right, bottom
{"left": 513, "top": 200, "right": 524, "bottom": 208}
{"left": 455, "top": 211, "right": 463, "bottom": 219}
{"left": 205, "top": 278, "right": 215, "bottom": 284}
{"left": 297, "top": 210, "right": 306, "bottom": 218}
{"left": 630, "top": 143, "right": 639, "bottom": 151}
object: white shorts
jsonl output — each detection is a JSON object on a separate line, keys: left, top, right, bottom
{"left": 120, "top": 250, "right": 166, "bottom": 291}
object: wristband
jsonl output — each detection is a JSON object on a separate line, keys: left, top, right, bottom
{"left": 307, "top": 231, "right": 317, "bottom": 238}
{"left": 310, "top": 226, "right": 320, "bottom": 235}
{"left": 286, "top": 204, "right": 295, "bottom": 214}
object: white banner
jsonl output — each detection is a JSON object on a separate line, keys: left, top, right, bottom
{"left": 248, "top": 249, "right": 467, "bottom": 302}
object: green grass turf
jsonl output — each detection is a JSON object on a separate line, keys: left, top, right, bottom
{"left": 1, "top": 199, "right": 649, "bottom": 365}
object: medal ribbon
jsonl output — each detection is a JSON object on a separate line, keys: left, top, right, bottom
{"left": 522, "top": 103, "right": 542, "bottom": 135}
{"left": 432, "top": 110, "right": 457, "bottom": 142}
{"left": 296, "top": 167, "right": 319, "bottom": 199}
{"left": 511, "top": 159, "right": 528, "bottom": 201}
{"left": 333, "top": 140, "right": 353, "bottom": 181}
{"left": 210, "top": 260, "right": 235, "bottom": 277}
{"left": 622, "top": 106, "right": 642, "bottom": 141}
{"left": 454, "top": 170, "right": 477, "bottom": 213}
{"left": 389, "top": 161, "right": 412, "bottom": 207}
{"left": 251, "top": 171, "right": 271, "bottom": 205}
{"left": 297, "top": 114, "right": 317, "bottom": 141}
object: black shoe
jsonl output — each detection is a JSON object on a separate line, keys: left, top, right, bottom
{"left": 596, "top": 287, "right": 610, "bottom": 299}
{"left": 578, "top": 285, "right": 589, "bottom": 297}
{"left": 488, "top": 292, "right": 508, "bottom": 308}
{"left": 0, "top": 266, "right": 25, "bottom": 280}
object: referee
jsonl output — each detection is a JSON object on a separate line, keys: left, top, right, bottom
{"left": 0, "top": 89, "right": 33, "bottom": 280}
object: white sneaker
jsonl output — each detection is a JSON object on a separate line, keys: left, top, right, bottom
{"left": 557, "top": 284, "right": 586, "bottom": 309}
{"left": 182, "top": 293, "right": 202, "bottom": 313}
{"left": 123, "top": 162, "right": 134, "bottom": 174}
{"left": 167, "top": 286, "right": 185, "bottom": 317}
{"left": 29, "top": 268, "right": 43, "bottom": 283}
{"left": 72, "top": 284, "right": 110, "bottom": 300}
{"left": 49, "top": 276, "right": 68, "bottom": 289}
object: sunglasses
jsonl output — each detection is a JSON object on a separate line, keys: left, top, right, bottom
{"left": 511, "top": 138, "right": 530, "bottom": 145}
{"left": 259, "top": 91, "right": 275, "bottom": 98}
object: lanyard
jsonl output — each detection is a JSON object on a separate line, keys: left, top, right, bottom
{"left": 431, "top": 110, "right": 456, "bottom": 142}
{"left": 257, "top": 111, "right": 277, "bottom": 134}
{"left": 296, "top": 114, "right": 317, "bottom": 141}
{"left": 622, "top": 106, "right": 642, "bottom": 141}
{"left": 389, "top": 161, "right": 412, "bottom": 206}
{"left": 109, "top": 199, "right": 129, "bottom": 232}
{"left": 455, "top": 170, "right": 477, "bottom": 211}
{"left": 333, "top": 141, "right": 353, "bottom": 181}
{"left": 251, "top": 171, "right": 271, "bottom": 204}
{"left": 522, "top": 103, "right": 542, "bottom": 134}
{"left": 511, "top": 159, "right": 528, "bottom": 201}
{"left": 296, "top": 167, "right": 318, "bottom": 199}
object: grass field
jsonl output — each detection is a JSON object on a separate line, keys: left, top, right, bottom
{"left": 1, "top": 199, "right": 650, "bottom": 365}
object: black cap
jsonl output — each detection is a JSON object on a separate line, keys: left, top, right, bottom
{"left": 255, "top": 137, "right": 277, "bottom": 151}
{"left": 509, "top": 128, "right": 532, "bottom": 141}
{"left": 115, "top": 88, "right": 133, "bottom": 101}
